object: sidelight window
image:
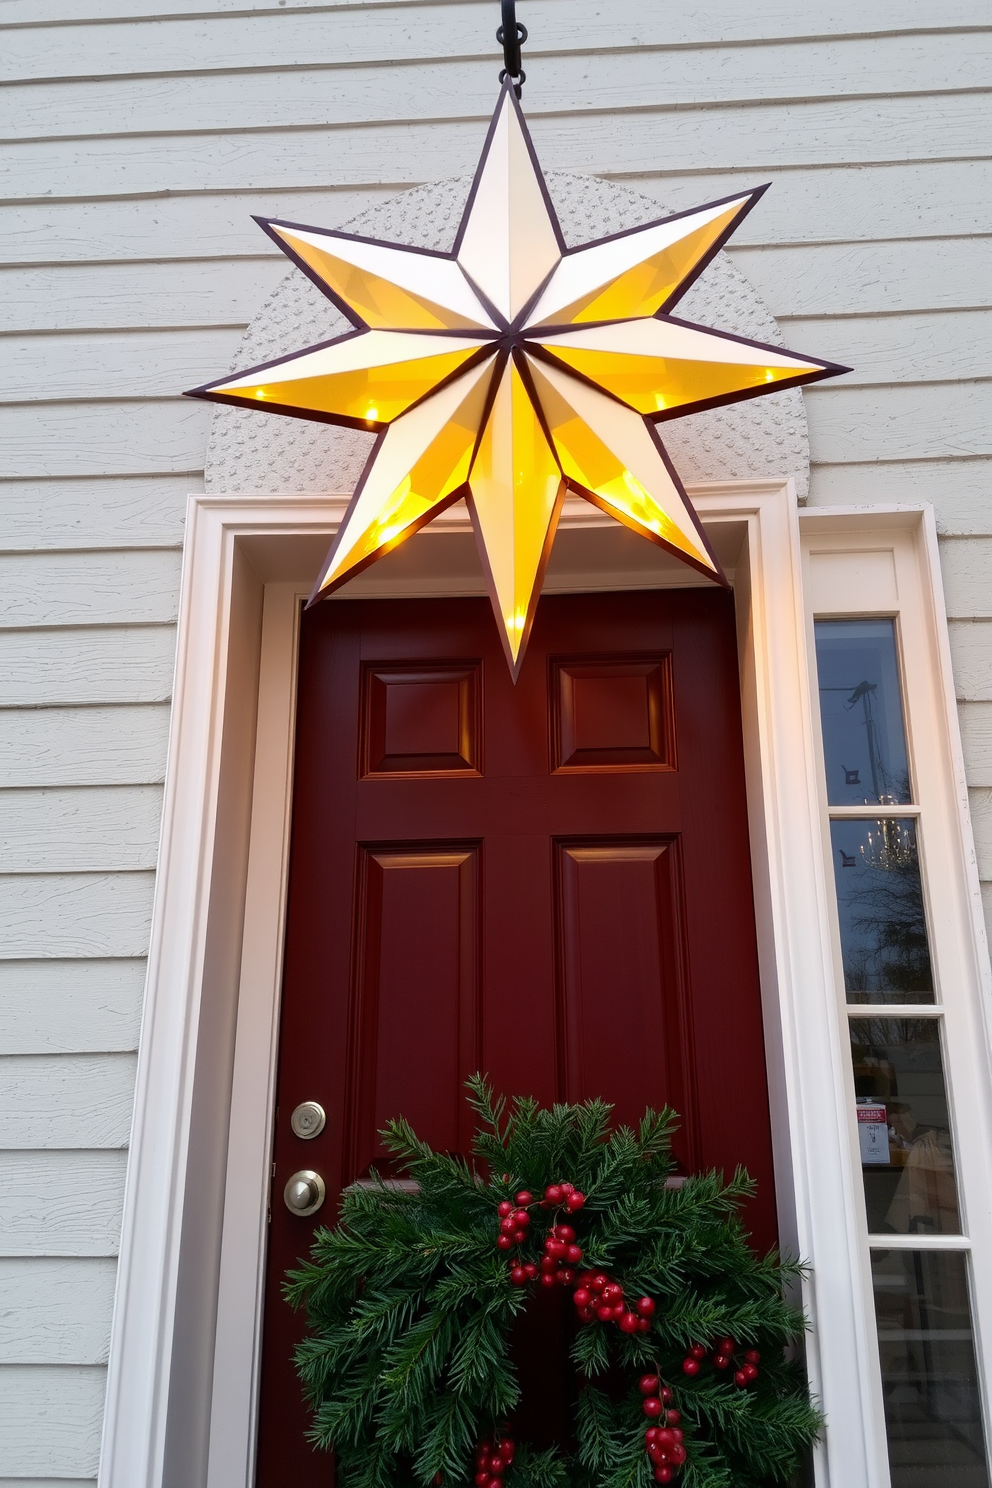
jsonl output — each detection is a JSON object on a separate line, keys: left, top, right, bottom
{"left": 813, "top": 612, "right": 990, "bottom": 1488}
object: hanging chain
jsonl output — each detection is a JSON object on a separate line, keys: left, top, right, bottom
{"left": 496, "top": 0, "right": 527, "bottom": 96}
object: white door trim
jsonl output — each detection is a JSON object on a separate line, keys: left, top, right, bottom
{"left": 99, "top": 483, "right": 971, "bottom": 1488}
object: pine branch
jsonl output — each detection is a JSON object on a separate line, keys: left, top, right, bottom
{"left": 287, "top": 1080, "right": 820, "bottom": 1488}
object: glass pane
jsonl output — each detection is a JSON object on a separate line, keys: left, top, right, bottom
{"left": 831, "top": 818, "right": 934, "bottom": 1003}
{"left": 850, "top": 1017, "right": 959, "bottom": 1234}
{"left": 872, "top": 1249, "right": 990, "bottom": 1488}
{"left": 815, "top": 618, "right": 911, "bottom": 805}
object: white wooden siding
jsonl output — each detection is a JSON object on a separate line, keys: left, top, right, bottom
{"left": 0, "top": 1, "right": 988, "bottom": 1480}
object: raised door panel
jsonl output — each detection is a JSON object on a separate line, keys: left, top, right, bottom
{"left": 555, "top": 840, "right": 695, "bottom": 1166}
{"left": 348, "top": 845, "right": 481, "bottom": 1176}
{"left": 552, "top": 656, "right": 674, "bottom": 771}
{"left": 361, "top": 662, "right": 481, "bottom": 776}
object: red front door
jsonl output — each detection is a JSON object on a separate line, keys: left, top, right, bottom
{"left": 256, "top": 588, "right": 774, "bottom": 1485}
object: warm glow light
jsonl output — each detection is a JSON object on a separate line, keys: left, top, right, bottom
{"left": 187, "top": 80, "right": 845, "bottom": 677}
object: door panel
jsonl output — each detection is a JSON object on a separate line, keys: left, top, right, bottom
{"left": 362, "top": 663, "right": 481, "bottom": 776}
{"left": 552, "top": 657, "right": 674, "bottom": 771}
{"left": 555, "top": 840, "right": 693, "bottom": 1147}
{"left": 255, "top": 588, "right": 774, "bottom": 1487}
{"left": 350, "top": 845, "right": 481, "bottom": 1175}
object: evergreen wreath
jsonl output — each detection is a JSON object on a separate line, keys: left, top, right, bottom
{"left": 287, "top": 1077, "right": 821, "bottom": 1488}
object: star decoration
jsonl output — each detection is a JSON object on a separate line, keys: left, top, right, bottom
{"left": 188, "top": 81, "right": 847, "bottom": 678}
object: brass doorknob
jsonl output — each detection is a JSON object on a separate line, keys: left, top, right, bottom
{"left": 283, "top": 1169, "right": 325, "bottom": 1216}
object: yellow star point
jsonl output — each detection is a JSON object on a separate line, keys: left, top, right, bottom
{"left": 188, "top": 81, "right": 847, "bottom": 677}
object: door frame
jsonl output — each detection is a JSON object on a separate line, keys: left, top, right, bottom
{"left": 97, "top": 482, "right": 980, "bottom": 1488}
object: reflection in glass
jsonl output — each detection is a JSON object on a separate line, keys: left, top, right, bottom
{"left": 871, "top": 1249, "right": 989, "bottom": 1487}
{"left": 831, "top": 818, "right": 934, "bottom": 1003}
{"left": 850, "top": 1018, "right": 959, "bottom": 1234}
{"left": 815, "top": 619, "right": 911, "bottom": 805}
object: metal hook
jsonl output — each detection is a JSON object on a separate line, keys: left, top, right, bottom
{"left": 496, "top": 0, "right": 527, "bottom": 97}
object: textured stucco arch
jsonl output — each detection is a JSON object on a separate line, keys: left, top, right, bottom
{"left": 204, "top": 171, "right": 810, "bottom": 500}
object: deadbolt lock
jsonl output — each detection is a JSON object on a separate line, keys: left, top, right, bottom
{"left": 290, "top": 1100, "right": 326, "bottom": 1139}
{"left": 284, "top": 1169, "right": 326, "bottom": 1216}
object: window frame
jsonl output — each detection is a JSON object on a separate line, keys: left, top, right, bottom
{"left": 802, "top": 510, "right": 992, "bottom": 1485}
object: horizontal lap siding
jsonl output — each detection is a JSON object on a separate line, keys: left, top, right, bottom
{"left": 0, "top": 1, "right": 988, "bottom": 1478}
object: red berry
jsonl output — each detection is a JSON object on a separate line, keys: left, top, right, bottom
{"left": 488, "top": 1478, "right": 503, "bottom": 1488}
{"left": 554, "top": 1224, "right": 575, "bottom": 1243}
{"left": 666, "top": 1409, "right": 679, "bottom": 1425}
{"left": 636, "top": 1296, "right": 656, "bottom": 1317}
{"left": 734, "top": 1369, "right": 748, "bottom": 1387}
{"left": 497, "top": 1441, "right": 514, "bottom": 1463}
{"left": 573, "top": 1287, "right": 592, "bottom": 1308}
{"left": 682, "top": 1358, "right": 701, "bottom": 1376}
{"left": 579, "top": 1306, "right": 595, "bottom": 1323}
{"left": 611, "top": 1304, "right": 625, "bottom": 1320}
{"left": 513, "top": 1209, "right": 530, "bottom": 1227}
{"left": 717, "top": 1336, "right": 735, "bottom": 1353}
{"left": 639, "top": 1375, "right": 660, "bottom": 1395}
{"left": 488, "top": 1457, "right": 504, "bottom": 1474}
{"left": 619, "top": 1311, "right": 640, "bottom": 1334}
{"left": 654, "top": 1469, "right": 672, "bottom": 1484}
{"left": 540, "top": 1256, "right": 556, "bottom": 1273}
{"left": 567, "top": 1245, "right": 583, "bottom": 1264}
{"left": 638, "top": 1318, "right": 651, "bottom": 1333}
{"left": 655, "top": 1429, "right": 675, "bottom": 1449}
{"left": 509, "top": 1265, "right": 527, "bottom": 1286}
{"left": 645, "top": 1427, "right": 659, "bottom": 1444}
{"left": 661, "top": 1388, "right": 672, "bottom": 1404}
{"left": 602, "top": 1283, "right": 622, "bottom": 1303}
{"left": 744, "top": 1349, "right": 761, "bottom": 1365}
{"left": 689, "top": 1343, "right": 706, "bottom": 1360}
{"left": 590, "top": 1274, "right": 608, "bottom": 1293}
{"left": 475, "top": 1474, "right": 489, "bottom": 1486}
{"left": 515, "top": 1191, "right": 532, "bottom": 1206}
{"left": 713, "top": 1354, "right": 730, "bottom": 1369}
{"left": 546, "top": 1238, "right": 567, "bottom": 1259}
{"left": 511, "top": 1229, "right": 525, "bottom": 1244}
{"left": 497, "top": 1201, "right": 513, "bottom": 1218}
{"left": 544, "top": 1184, "right": 563, "bottom": 1204}
{"left": 743, "top": 1363, "right": 759, "bottom": 1382}
{"left": 567, "top": 1191, "right": 586, "bottom": 1211}
{"left": 671, "top": 1429, "right": 683, "bottom": 1444}
{"left": 670, "top": 1445, "right": 686, "bottom": 1466}
{"left": 540, "top": 1272, "right": 556, "bottom": 1288}
{"left": 524, "top": 1263, "right": 538, "bottom": 1279}
{"left": 500, "top": 1216, "right": 517, "bottom": 1234}
{"left": 596, "top": 1304, "right": 614, "bottom": 1321}
{"left": 560, "top": 1268, "right": 575, "bottom": 1285}
{"left": 576, "top": 1270, "right": 596, "bottom": 1287}
{"left": 476, "top": 1446, "right": 490, "bottom": 1465}
{"left": 643, "top": 1396, "right": 663, "bottom": 1418}
{"left": 560, "top": 1181, "right": 574, "bottom": 1194}
{"left": 496, "top": 1235, "right": 513, "bottom": 1250}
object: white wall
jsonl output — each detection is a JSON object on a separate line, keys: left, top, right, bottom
{"left": 0, "top": 1, "right": 989, "bottom": 1482}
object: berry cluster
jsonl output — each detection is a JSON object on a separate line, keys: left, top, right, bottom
{"left": 639, "top": 1376, "right": 685, "bottom": 1482}
{"left": 473, "top": 1431, "right": 514, "bottom": 1488}
{"left": 539, "top": 1181, "right": 586, "bottom": 1213}
{"left": 572, "top": 1273, "right": 655, "bottom": 1334}
{"left": 496, "top": 1191, "right": 533, "bottom": 1253}
{"left": 497, "top": 1183, "right": 587, "bottom": 1284}
{"left": 681, "top": 1337, "right": 761, "bottom": 1388}
{"left": 537, "top": 1222, "right": 584, "bottom": 1288}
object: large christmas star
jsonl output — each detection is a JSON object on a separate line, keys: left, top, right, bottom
{"left": 188, "top": 81, "right": 846, "bottom": 677}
